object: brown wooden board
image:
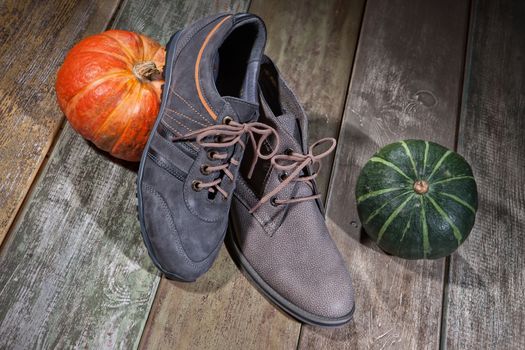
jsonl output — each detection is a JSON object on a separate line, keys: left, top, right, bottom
{"left": 443, "top": 1, "right": 525, "bottom": 348}
{"left": 298, "top": 0, "right": 470, "bottom": 349}
{"left": 251, "top": 0, "right": 366, "bottom": 197}
{"left": 0, "top": 0, "right": 246, "bottom": 349}
{"left": 0, "top": 0, "right": 121, "bottom": 247}
{"left": 138, "top": 0, "right": 365, "bottom": 349}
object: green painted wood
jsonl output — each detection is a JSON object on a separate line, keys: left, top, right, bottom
{"left": 444, "top": 1, "right": 525, "bottom": 348}
{"left": 139, "top": 1, "right": 365, "bottom": 349}
{"left": 0, "top": 1, "right": 245, "bottom": 349}
{"left": 298, "top": 0, "right": 470, "bottom": 348}
{"left": 0, "top": 0, "right": 120, "bottom": 247}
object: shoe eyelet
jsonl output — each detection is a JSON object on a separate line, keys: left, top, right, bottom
{"left": 278, "top": 172, "right": 288, "bottom": 182}
{"left": 192, "top": 180, "right": 203, "bottom": 192}
{"left": 207, "top": 151, "right": 216, "bottom": 160}
{"left": 284, "top": 148, "right": 294, "bottom": 156}
{"left": 200, "top": 164, "right": 210, "bottom": 175}
{"left": 222, "top": 116, "right": 233, "bottom": 125}
{"left": 270, "top": 197, "right": 279, "bottom": 207}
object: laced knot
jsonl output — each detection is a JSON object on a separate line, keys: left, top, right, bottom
{"left": 173, "top": 119, "right": 280, "bottom": 199}
{"left": 250, "top": 137, "right": 337, "bottom": 213}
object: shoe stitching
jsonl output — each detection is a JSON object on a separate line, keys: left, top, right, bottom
{"left": 159, "top": 121, "right": 198, "bottom": 151}
{"left": 165, "top": 108, "right": 207, "bottom": 128}
{"left": 234, "top": 176, "right": 260, "bottom": 209}
{"left": 195, "top": 15, "right": 232, "bottom": 120}
{"left": 147, "top": 152, "right": 186, "bottom": 182}
{"left": 169, "top": 16, "right": 231, "bottom": 124}
{"left": 143, "top": 182, "right": 223, "bottom": 264}
{"left": 231, "top": 182, "right": 275, "bottom": 238}
{"left": 158, "top": 128, "right": 198, "bottom": 158}
{"left": 260, "top": 138, "right": 275, "bottom": 194}
{"left": 163, "top": 111, "right": 196, "bottom": 136}
{"left": 159, "top": 120, "right": 182, "bottom": 137}
{"left": 198, "top": 73, "right": 221, "bottom": 121}
{"left": 225, "top": 97, "right": 259, "bottom": 108}
{"left": 233, "top": 177, "right": 279, "bottom": 234}
{"left": 172, "top": 89, "right": 211, "bottom": 124}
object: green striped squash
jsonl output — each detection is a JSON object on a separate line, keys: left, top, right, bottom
{"left": 355, "top": 140, "right": 477, "bottom": 259}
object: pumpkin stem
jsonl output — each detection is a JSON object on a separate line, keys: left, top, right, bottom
{"left": 133, "top": 61, "right": 162, "bottom": 82}
{"left": 413, "top": 180, "right": 429, "bottom": 194}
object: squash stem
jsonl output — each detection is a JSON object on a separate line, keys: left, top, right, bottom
{"left": 413, "top": 180, "right": 429, "bottom": 194}
{"left": 133, "top": 61, "right": 162, "bottom": 82}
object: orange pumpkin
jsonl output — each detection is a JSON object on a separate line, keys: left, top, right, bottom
{"left": 56, "top": 30, "right": 166, "bottom": 161}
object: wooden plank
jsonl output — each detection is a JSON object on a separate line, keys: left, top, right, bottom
{"left": 298, "top": 0, "right": 470, "bottom": 349}
{"left": 252, "top": 0, "right": 366, "bottom": 196}
{"left": 0, "top": 1, "right": 247, "bottom": 349}
{"left": 138, "top": 1, "right": 364, "bottom": 349}
{"left": 444, "top": 1, "right": 525, "bottom": 348}
{"left": 0, "top": 0, "right": 121, "bottom": 247}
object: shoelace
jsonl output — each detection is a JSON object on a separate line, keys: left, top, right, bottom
{"left": 249, "top": 137, "right": 337, "bottom": 213}
{"left": 173, "top": 120, "right": 280, "bottom": 199}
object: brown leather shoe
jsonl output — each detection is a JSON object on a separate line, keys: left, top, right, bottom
{"left": 227, "top": 56, "right": 355, "bottom": 327}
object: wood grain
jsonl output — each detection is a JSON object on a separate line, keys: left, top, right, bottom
{"left": 298, "top": 0, "right": 470, "bottom": 349}
{"left": 139, "top": 246, "right": 300, "bottom": 350}
{"left": 0, "top": 128, "right": 158, "bottom": 349}
{"left": 0, "top": 0, "right": 121, "bottom": 247}
{"left": 0, "top": 1, "right": 249, "bottom": 349}
{"left": 250, "top": 0, "right": 366, "bottom": 197}
{"left": 139, "top": 1, "right": 365, "bottom": 349}
{"left": 443, "top": 1, "right": 525, "bottom": 348}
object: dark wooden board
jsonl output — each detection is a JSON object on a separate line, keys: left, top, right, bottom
{"left": 298, "top": 0, "right": 470, "bottom": 348}
{"left": 0, "top": 0, "right": 247, "bottom": 349}
{"left": 443, "top": 1, "right": 525, "bottom": 348}
{"left": 0, "top": 0, "right": 121, "bottom": 246}
{"left": 138, "top": 0, "right": 365, "bottom": 348}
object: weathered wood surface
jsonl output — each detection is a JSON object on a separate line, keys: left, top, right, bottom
{"left": 444, "top": 1, "right": 525, "bottom": 348}
{"left": 139, "top": 246, "right": 300, "bottom": 350}
{"left": 251, "top": 0, "right": 366, "bottom": 197}
{"left": 0, "top": 128, "right": 157, "bottom": 349}
{"left": 0, "top": 0, "right": 121, "bottom": 247}
{"left": 139, "top": 1, "right": 365, "bottom": 349}
{"left": 0, "top": 1, "right": 252, "bottom": 349}
{"left": 298, "top": 0, "right": 470, "bottom": 349}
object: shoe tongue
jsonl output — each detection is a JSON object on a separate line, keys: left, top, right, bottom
{"left": 275, "top": 113, "right": 302, "bottom": 142}
{"left": 259, "top": 92, "right": 303, "bottom": 148}
{"left": 224, "top": 96, "right": 258, "bottom": 122}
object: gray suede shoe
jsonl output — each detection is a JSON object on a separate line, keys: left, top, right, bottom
{"left": 137, "top": 13, "right": 273, "bottom": 281}
{"left": 227, "top": 57, "right": 355, "bottom": 326}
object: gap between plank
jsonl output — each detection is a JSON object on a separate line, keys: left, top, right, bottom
{"left": 323, "top": 0, "right": 368, "bottom": 217}
{"left": 0, "top": 119, "right": 66, "bottom": 252}
{"left": 107, "top": 0, "right": 130, "bottom": 29}
{"left": 438, "top": 0, "right": 475, "bottom": 348}
{"left": 0, "top": 0, "right": 125, "bottom": 254}
{"left": 295, "top": 0, "right": 368, "bottom": 348}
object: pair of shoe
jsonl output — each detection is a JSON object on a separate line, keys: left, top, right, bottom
{"left": 136, "top": 13, "right": 354, "bottom": 327}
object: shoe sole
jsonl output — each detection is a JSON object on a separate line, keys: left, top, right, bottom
{"left": 136, "top": 30, "right": 194, "bottom": 282}
{"left": 226, "top": 225, "right": 355, "bottom": 327}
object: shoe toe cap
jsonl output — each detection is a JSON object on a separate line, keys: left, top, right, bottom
{"left": 231, "top": 204, "right": 355, "bottom": 324}
{"left": 307, "top": 268, "right": 355, "bottom": 322}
